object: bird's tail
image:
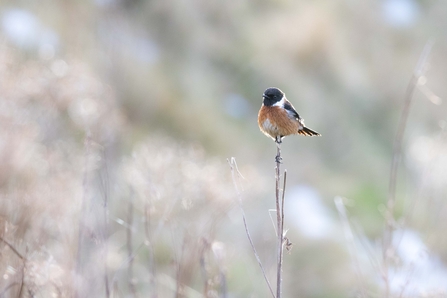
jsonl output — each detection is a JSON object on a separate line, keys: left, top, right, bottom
{"left": 298, "top": 127, "right": 321, "bottom": 136}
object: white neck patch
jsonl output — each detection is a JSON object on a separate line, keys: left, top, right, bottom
{"left": 272, "top": 96, "right": 286, "bottom": 108}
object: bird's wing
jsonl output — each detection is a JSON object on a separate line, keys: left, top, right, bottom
{"left": 283, "top": 100, "right": 301, "bottom": 120}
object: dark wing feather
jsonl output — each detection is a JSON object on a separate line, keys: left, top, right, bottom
{"left": 283, "top": 101, "right": 301, "bottom": 120}
{"left": 283, "top": 98, "right": 321, "bottom": 136}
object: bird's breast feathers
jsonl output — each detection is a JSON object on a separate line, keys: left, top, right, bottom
{"left": 258, "top": 105, "right": 303, "bottom": 138}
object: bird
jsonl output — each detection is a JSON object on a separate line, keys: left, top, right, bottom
{"left": 258, "top": 87, "right": 321, "bottom": 144}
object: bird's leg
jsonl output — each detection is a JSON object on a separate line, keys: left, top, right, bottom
{"left": 275, "top": 136, "right": 282, "bottom": 163}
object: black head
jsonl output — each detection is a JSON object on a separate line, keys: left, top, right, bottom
{"left": 262, "top": 87, "right": 284, "bottom": 106}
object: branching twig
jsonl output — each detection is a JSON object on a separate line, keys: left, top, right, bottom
{"left": 0, "top": 236, "right": 25, "bottom": 260}
{"left": 0, "top": 235, "right": 26, "bottom": 296}
{"left": 227, "top": 158, "right": 275, "bottom": 298}
{"left": 228, "top": 141, "right": 288, "bottom": 298}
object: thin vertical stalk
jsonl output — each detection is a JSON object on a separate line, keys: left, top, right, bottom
{"left": 280, "top": 170, "right": 287, "bottom": 264}
{"left": 275, "top": 142, "right": 285, "bottom": 298}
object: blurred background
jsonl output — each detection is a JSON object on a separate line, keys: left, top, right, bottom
{"left": 1, "top": 0, "right": 447, "bottom": 297}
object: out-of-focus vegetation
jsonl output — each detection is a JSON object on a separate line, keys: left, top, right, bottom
{"left": 1, "top": 0, "right": 447, "bottom": 297}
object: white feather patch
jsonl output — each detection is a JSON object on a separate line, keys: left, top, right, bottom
{"left": 272, "top": 96, "right": 286, "bottom": 108}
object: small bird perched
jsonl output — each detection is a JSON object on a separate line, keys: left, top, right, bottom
{"left": 258, "top": 87, "right": 321, "bottom": 144}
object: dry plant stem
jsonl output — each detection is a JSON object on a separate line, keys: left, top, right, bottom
{"left": 18, "top": 263, "right": 25, "bottom": 298}
{"left": 280, "top": 170, "right": 286, "bottom": 267}
{"left": 0, "top": 236, "right": 25, "bottom": 260}
{"left": 281, "top": 171, "right": 286, "bottom": 235}
{"left": 383, "top": 41, "right": 433, "bottom": 297}
{"left": 227, "top": 158, "right": 275, "bottom": 298}
{"left": 275, "top": 141, "right": 285, "bottom": 298}
{"left": 0, "top": 260, "right": 26, "bottom": 298}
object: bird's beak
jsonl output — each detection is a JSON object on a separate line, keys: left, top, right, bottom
{"left": 262, "top": 94, "right": 267, "bottom": 98}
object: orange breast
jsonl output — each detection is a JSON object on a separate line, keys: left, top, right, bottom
{"left": 258, "top": 106, "right": 300, "bottom": 139}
